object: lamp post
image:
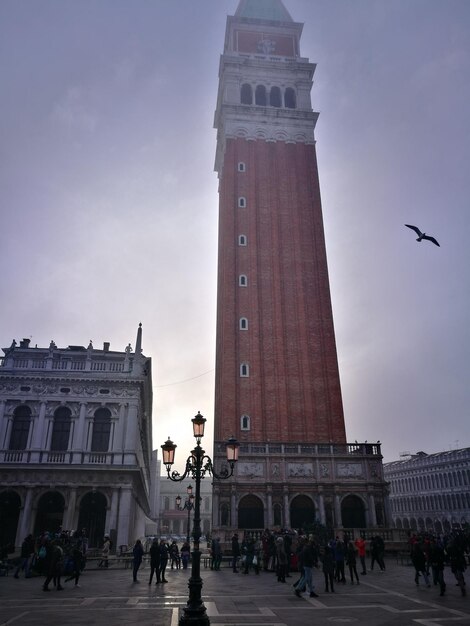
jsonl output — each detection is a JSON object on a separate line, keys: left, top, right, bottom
{"left": 176, "top": 485, "right": 195, "bottom": 543}
{"left": 161, "top": 411, "right": 239, "bottom": 626}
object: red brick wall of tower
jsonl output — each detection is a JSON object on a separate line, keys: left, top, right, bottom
{"left": 214, "top": 136, "right": 346, "bottom": 445}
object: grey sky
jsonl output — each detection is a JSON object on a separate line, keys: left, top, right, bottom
{"left": 1, "top": 0, "right": 469, "bottom": 469}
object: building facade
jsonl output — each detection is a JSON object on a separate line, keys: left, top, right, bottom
{"left": 0, "top": 325, "right": 158, "bottom": 550}
{"left": 384, "top": 449, "right": 470, "bottom": 534}
{"left": 212, "top": 0, "right": 389, "bottom": 532}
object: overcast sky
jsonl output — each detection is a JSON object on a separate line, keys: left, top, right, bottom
{"left": 1, "top": 0, "right": 469, "bottom": 471}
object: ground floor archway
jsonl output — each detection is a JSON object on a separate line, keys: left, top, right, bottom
{"left": 77, "top": 491, "right": 107, "bottom": 548}
{"left": 0, "top": 490, "right": 21, "bottom": 550}
{"left": 290, "top": 495, "right": 315, "bottom": 531}
{"left": 341, "top": 495, "right": 366, "bottom": 528}
{"left": 34, "top": 491, "right": 65, "bottom": 536}
{"left": 238, "top": 494, "right": 264, "bottom": 530}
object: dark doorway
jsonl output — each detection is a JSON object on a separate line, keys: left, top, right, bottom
{"left": 290, "top": 495, "right": 315, "bottom": 531}
{"left": 34, "top": 491, "right": 65, "bottom": 535}
{"left": 238, "top": 495, "right": 264, "bottom": 529}
{"left": 341, "top": 495, "right": 366, "bottom": 528}
{"left": 0, "top": 491, "right": 21, "bottom": 550}
{"left": 77, "top": 491, "right": 107, "bottom": 548}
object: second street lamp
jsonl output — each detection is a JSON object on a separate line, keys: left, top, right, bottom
{"left": 161, "top": 411, "right": 239, "bottom": 626}
{"left": 176, "top": 484, "right": 194, "bottom": 543}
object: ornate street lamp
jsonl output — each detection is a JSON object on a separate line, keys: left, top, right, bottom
{"left": 176, "top": 484, "right": 195, "bottom": 543}
{"left": 161, "top": 411, "right": 239, "bottom": 626}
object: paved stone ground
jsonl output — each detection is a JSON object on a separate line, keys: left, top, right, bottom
{"left": 1, "top": 559, "right": 469, "bottom": 626}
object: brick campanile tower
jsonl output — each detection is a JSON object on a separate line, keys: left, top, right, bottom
{"left": 212, "top": 0, "right": 389, "bottom": 533}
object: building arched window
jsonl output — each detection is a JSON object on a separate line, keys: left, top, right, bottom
{"left": 270, "top": 86, "right": 282, "bottom": 108}
{"left": 50, "top": 406, "right": 72, "bottom": 451}
{"left": 238, "top": 162, "right": 246, "bottom": 172}
{"left": 241, "top": 414, "right": 250, "bottom": 430}
{"left": 238, "top": 235, "right": 247, "bottom": 246}
{"left": 239, "top": 275, "right": 247, "bottom": 287}
{"left": 9, "top": 405, "right": 32, "bottom": 450}
{"left": 255, "top": 84, "right": 267, "bottom": 106}
{"left": 239, "top": 317, "right": 248, "bottom": 330}
{"left": 285, "top": 87, "right": 296, "bottom": 109}
{"left": 91, "top": 408, "right": 111, "bottom": 452}
{"left": 240, "top": 363, "right": 249, "bottom": 377}
{"left": 238, "top": 197, "right": 246, "bottom": 208}
{"left": 241, "top": 83, "right": 253, "bottom": 105}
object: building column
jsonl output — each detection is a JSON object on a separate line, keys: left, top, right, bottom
{"left": 72, "top": 403, "right": 87, "bottom": 463}
{"left": 29, "top": 402, "right": 47, "bottom": 462}
{"left": 63, "top": 488, "right": 77, "bottom": 530}
{"left": 116, "top": 488, "right": 133, "bottom": 548}
{"left": 16, "top": 488, "right": 34, "bottom": 546}
{"left": 318, "top": 492, "right": 326, "bottom": 525}
{"left": 230, "top": 486, "right": 237, "bottom": 528}
{"left": 334, "top": 492, "right": 342, "bottom": 528}
{"left": 266, "top": 488, "right": 273, "bottom": 529}
{"left": 283, "top": 488, "right": 290, "bottom": 529}
{"left": 107, "top": 489, "right": 119, "bottom": 537}
{"left": 368, "top": 493, "right": 377, "bottom": 527}
{"left": 0, "top": 400, "right": 9, "bottom": 449}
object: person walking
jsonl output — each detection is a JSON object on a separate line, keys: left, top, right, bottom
{"left": 43, "top": 540, "right": 64, "bottom": 592}
{"left": 333, "top": 537, "right": 346, "bottom": 583}
{"left": 14, "top": 534, "right": 35, "bottom": 579}
{"left": 322, "top": 545, "right": 335, "bottom": 593}
{"left": 429, "top": 537, "right": 446, "bottom": 596}
{"left": 148, "top": 538, "right": 161, "bottom": 584}
{"left": 180, "top": 541, "right": 191, "bottom": 570}
{"left": 346, "top": 541, "right": 360, "bottom": 584}
{"left": 98, "top": 534, "right": 111, "bottom": 568}
{"left": 231, "top": 533, "right": 241, "bottom": 573}
{"left": 276, "top": 536, "right": 288, "bottom": 583}
{"left": 159, "top": 539, "right": 169, "bottom": 583}
{"left": 211, "top": 537, "right": 222, "bottom": 571}
{"left": 64, "top": 539, "right": 83, "bottom": 588}
{"left": 169, "top": 540, "right": 180, "bottom": 570}
{"left": 294, "top": 538, "right": 319, "bottom": 598}
{"left": 411, "top": 542, "right": 430, "bottom": 587}
{"left": 132, "top": 539, "right": 144, "bottom": 583}
{"left": 354, "top": 535, "right": 367, "bottom": 575}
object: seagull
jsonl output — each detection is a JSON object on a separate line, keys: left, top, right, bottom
{"left": 405, "top": 224, "right": 440, "bottom": 247}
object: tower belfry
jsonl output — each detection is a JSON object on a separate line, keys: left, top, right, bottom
{"left": 212, "top": 0, "right": 389, "bottom": 533}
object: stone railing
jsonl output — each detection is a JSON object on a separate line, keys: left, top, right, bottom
{"left": 0, "top": 449, "right": 137, "bottom": 466}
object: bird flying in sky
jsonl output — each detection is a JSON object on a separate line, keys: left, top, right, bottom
{"left": 405, "top": 224, "right": 440, "bottom": 247}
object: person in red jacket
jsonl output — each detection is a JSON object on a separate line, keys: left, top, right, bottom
{"left": 354, "top": 536, "right": 367, "bottom": 575}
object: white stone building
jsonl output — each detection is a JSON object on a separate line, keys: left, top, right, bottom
{"left": 384, "top": 448, "right": 470, "bottom": 534}
{"left": 0, "top": 325, "right": 158, "bottom": 551}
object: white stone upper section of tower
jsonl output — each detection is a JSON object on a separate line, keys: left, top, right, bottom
{"left": 214, "top": 0, "right": 319, "bottom": 175}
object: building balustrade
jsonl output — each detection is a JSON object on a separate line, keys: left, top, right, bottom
{"left": 3, "top": 357, "right": 126, "bottom": 373}
{"left": 220, "top": 442, "right": 382, "bottom": 457}
{"left": 0, "top": 449, "right": 137, "bottom": 466}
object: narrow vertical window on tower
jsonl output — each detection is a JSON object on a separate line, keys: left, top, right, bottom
{"left": 239, "top": 317, "right": 248, "bottom": 330}
{"left": 241, "top": 83, "right": 252, "bottom": 105}
{"left": 240, "top": 363, "right": 249, "bottom": 377}
{"left": 285, "top": 87, "right": 297, "bottom": 109}
{"left": 238, "top": 197, "right": 246, "bottom": 208}
{"left": 239, "top": 275, "right": 248, "bottom": 287}
{"left": 238, "top": 162, "right": 246, "bottom": 172}
{"left": 238, "top": 234, "right": 247, "bottom": 246}
{"left": 241, "top": 415, "right": 251, "bottom": 430}
{"left": 255, "top": 84, "right": 267, "bottom": 106}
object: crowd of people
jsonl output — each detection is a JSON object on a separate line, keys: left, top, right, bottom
{"left": 4, "top": 525, "right": 469, "bottom": 600}
{"left": 227, "top": 527, "right": 468, "bottom": 600}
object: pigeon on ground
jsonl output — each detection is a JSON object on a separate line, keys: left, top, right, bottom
{"left": 404, "top": 224, "right": 440, "bottom": 247}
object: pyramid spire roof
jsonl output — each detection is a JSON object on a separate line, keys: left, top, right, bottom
{"left": 235, "top": 0, "right": 293, "bottom": 22}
